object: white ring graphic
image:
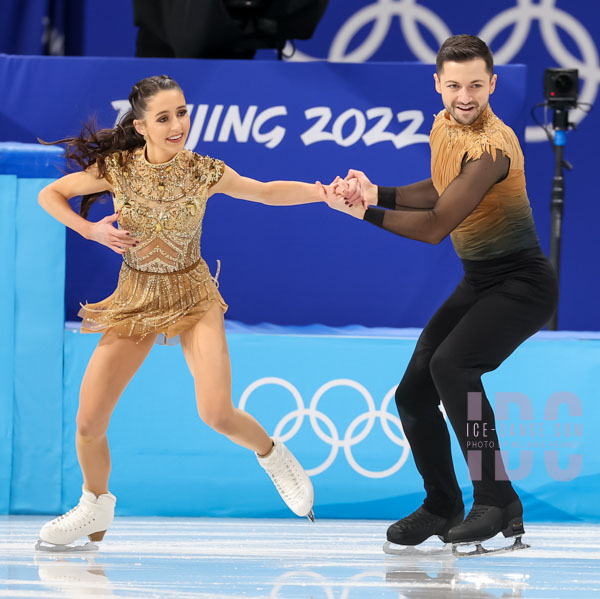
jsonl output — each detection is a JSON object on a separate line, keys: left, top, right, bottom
{"left": 239, "top": 377, "right": 411, "bottom": 478}
{"left": 288, "top": 0, "right": 599, "bottom": 141}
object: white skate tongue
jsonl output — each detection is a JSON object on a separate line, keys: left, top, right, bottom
{"left": 35, "top": 540, "right": 99, "bottom": 553}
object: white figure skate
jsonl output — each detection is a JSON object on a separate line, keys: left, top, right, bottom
{"left": 36, "top": 487, "right": 116, "bottom": 552}
{"left": 257, "top": 439, "right": 315, "bottom": 522}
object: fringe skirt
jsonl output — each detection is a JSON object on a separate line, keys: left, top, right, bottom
{"left": 78, "top": 259, "right": 228, "bottom": 344}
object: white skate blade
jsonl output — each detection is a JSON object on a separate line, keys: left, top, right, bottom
{"left": 35, "top": 539, "right": 99, "bottom": 553}
{"left": 452, "top": 535, "right": 530, "bottom": 557}
{"left": 307, "top": 509, "right": 315, "bottom": 523}
{"left": 383, "top": 540, "right": 450, "bottom": 556}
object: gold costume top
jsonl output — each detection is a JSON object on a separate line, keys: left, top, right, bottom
{"left": 430, "top": 105, "right": 539, "bottom": 260}
{"left": 78, "top": 147, "right": 228, "bottom": 341}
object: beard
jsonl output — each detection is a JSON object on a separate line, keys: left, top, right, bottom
{"left": 447, "top": 101, "right": 487, "bottom": 125}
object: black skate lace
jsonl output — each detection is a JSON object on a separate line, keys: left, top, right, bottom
{"left": 463, "top": 505, "right": 491, "bottom": 523}
{"left": 397, "top": 508, "right": 440, "bottom": 530}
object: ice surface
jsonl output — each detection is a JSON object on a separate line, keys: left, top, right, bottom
{"left": 1, "top": 517, "right": 598, "bottom": 598}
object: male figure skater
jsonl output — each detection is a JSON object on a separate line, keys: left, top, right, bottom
{"left": 319, "top": 35, "right": 558, "bottom": 555}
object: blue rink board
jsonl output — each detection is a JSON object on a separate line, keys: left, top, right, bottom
{"left": 55, "top": 322, "right": 598, "bottom": 522}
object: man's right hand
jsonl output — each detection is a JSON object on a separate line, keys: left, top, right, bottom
{"left": 344, "top": 169, "right": 377, "bottom": 208}
{"left": 88, "top": 213, "right": 139, "bottom": 255}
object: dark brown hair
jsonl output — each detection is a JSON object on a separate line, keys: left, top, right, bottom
{"left": 41, "top": 75, "right": 182, "bottom": 218}
{"left": 436, "top": 35, "right": 494, "bottom": 76}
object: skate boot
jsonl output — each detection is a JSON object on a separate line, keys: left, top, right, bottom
{"left": 36, "top": 487, "right": 116, "bottom": 551}
{"left": 257, "top": 438, "right": 315, "bottom": 521}
{"left": 383, "top": 505, "right": 464, "bottom": 554}
{"left": 447, "top": 498, "right": 530, "bottom": 556}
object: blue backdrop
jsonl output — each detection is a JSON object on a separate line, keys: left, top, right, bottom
{"left": 280, "top": 0, "right": 600, "bottom": 331}
{"left": 0, "top": 55, "right": 527, "bottom": 328}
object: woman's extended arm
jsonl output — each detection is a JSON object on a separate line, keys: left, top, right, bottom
{"left": 208, "top": 165, "right": 322, "bottom": 205}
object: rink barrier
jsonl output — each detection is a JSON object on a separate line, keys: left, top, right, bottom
{"left": 57, "top": 322, "right": 597, "bottom": 522}
{"left": 0, "top": 142, "right": 65, "bottom": 514}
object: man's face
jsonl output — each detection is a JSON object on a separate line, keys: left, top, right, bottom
{"left": 434, "top": 58, "right": 497, "bottom": 125}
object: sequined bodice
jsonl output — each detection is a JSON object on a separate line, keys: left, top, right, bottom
{"left": 105, "top": 148, "right": 224, "bottom": 273}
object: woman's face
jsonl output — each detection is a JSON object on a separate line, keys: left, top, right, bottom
{"left": 134, "top": 88, "right": 190, "bottom": 163}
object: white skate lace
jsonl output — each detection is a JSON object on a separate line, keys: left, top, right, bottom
{"left": 265, "top": 455, "right": 305, "bottom": 507}
{"left": 52, "top": 502, "right": 97, "bottom": 531}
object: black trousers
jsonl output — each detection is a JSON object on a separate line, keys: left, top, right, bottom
{"left": 395, "top": 247, "right": 558, "bottom": 518}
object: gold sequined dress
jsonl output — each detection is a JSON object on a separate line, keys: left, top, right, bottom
{"left": 78, "top": 147, "right": 228, "bottom": 342}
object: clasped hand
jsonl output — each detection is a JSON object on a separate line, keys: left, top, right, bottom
{"left": 316, "top": 169, "right": 375, "bottom": 219}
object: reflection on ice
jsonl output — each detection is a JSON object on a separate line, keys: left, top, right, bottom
{"left": 384, "top": 550, "right": 529, "bottom": 598}
{"left": 36, "top": 554, "right": 114, "bottom": 599}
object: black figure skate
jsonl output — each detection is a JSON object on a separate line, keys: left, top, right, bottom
{"left": 383, "top": 505, "right": 464, "bottom": 555}
{"left": 447, "top": 498, "right": 530, "bottom": 556}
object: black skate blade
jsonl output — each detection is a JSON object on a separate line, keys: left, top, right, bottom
{"left": 35, "top": 539, "right": 99, "bottom": 553}
{"left": 383, "top": 540, "right": 450, "bottom": 556}
{"left": 452, "top": 535, "right": 530, "bottom": 557}
{"left": 306, "top": 509, "right": 315, "bottom": 523}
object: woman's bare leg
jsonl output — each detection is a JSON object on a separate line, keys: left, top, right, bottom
{"left": 179, "top": 304, "right": 314, "bottom": 518}
{"left": 179, "top": 303, "right": 272, "bottom": 455}
{"left": 76, "top": 329, "right": 157, "bottom": 495}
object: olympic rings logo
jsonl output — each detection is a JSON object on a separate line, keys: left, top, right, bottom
{"left": 288, "top": 0, "right": 600, "bottom": 141}
{"left": 238, "top": 377, "right": 411, "bottom": 478}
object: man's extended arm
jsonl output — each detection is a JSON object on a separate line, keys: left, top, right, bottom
{"left": 363, "top": 152, "right": 509, "bottom": 244}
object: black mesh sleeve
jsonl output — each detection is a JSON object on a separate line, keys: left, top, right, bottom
{"left": 376, "top": 179, "right": 439, "bottom": 210}
{"left": 377, "top": 187, "right": 396, "bottom": 209}
{"left": 363, "top": 153, "right": 509, "bottom": 244}
{"left": 364, "top": 207, "right": 385, "bottom": 227}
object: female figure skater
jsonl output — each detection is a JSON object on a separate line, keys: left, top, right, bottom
{"left": 36, "top": 75, "right": 317, "bottom": 550}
